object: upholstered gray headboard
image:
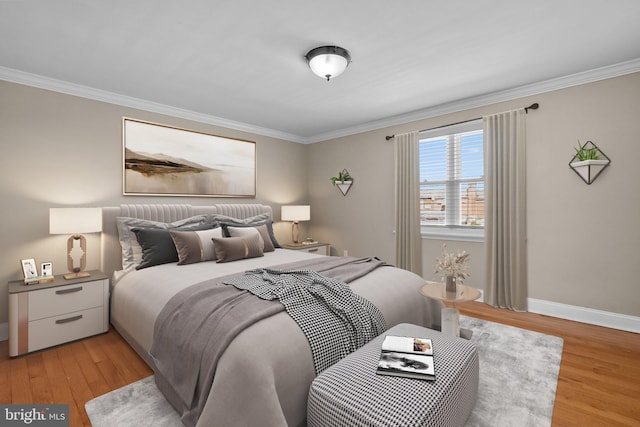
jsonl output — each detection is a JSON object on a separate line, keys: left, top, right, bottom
{"left": 100, "top": 204, "right": 273, "bottom": 278}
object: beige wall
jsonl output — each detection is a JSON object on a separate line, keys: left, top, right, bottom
{"left": 0, "top": 81, "right": 308, "bottom": 324}
{"left": 308, "top": 72, "right": 640, "bottom": 318}
{"left": 1, "top": 72, "right": 639, "bottom": 325}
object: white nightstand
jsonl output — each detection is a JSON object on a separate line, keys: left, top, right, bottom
{"left": 283, "top": 242, "right": 330, "bottom": 256}
{"left": 8, "top": 270, "right": 109, "bottom": 357}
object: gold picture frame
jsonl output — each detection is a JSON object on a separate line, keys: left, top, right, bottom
{"left": 123, "top": 118, "right": 256, "bottom": 197}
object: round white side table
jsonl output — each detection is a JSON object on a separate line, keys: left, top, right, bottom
{"left": 420, "top": 282, "right": 481, "bottom": 337}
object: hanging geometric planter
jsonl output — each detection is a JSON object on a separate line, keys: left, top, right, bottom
{"left": 330, "top": 168, "right": 353, "bottom": 196}
{"left": 569, "top": 141, "right": 610, "bottom": 185}
{"left": 335, "top": 181, "right": 352, "bottom": 196}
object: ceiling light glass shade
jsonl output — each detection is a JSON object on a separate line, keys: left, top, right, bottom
{"left": 305, "top": 46, "right": 351, "bottom": 81}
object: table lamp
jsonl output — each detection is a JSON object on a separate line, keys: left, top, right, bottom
{"left": 281, "top": 205, "right": 310, "bottom": 245}
{"left": 49, "top": 207, "right": 102, "bottom": 279}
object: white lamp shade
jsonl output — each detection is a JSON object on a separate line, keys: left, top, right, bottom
{"left": 281, "top": 205, "right": 310, "bottom": 222}
{"left": 50, "top": 208, "right": 102, "bottom": 234}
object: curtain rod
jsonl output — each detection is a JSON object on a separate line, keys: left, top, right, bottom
{"left": 384, "top": 102, "right": 539, "bottom": 141}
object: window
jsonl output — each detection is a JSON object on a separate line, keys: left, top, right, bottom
{"left": 419, "top": 120, "right": 484, "bottom": 240}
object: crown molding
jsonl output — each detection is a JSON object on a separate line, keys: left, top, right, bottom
{"left": 302, "top": 58, "right": 640, "bottom": 143}
{"left": 2, "top": 58, "right": 639, "bottom": 145}
{"left": 0, "top": 66, "right": 305, "bottom": 143}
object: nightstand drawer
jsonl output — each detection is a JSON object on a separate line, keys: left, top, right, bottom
{"left": 28, "top": 279, "right": 105, "bottom": 321}
{"left": 283, "top": 243, "right": 330, "bottom": 255}
{"left": 28, "top": 306, "right": 105, "bottom": 352}
{"left": 299, "top": 245, "right": 328, "bottom": 254}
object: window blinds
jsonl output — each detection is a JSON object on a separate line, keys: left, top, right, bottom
{"left": 419, "top": 120, "right": 484, "bottom": 228}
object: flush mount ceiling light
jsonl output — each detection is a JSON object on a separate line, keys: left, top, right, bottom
{"left": 304, "top": 46, "right": 351, "bottom": 81}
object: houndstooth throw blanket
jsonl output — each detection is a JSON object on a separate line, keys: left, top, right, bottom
{"left": 225, "top": 266, "right": 387, "bottom": 374}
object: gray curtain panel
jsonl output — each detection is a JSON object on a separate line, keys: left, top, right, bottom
{"left": 394, "top": 131, "right": 422, "bottom": 276}
{"left": 483, "top": 109, "right": 528, "bottom": 311}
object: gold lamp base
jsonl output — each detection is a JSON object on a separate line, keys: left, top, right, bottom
{"left": 291, "top": 221, "right": 301, "bottom": 244}
{"left": 63, "top": 271, "right": 91, "bottom": 280}
{"left": 64, "top": 233, "right": 90, "bottom": 280}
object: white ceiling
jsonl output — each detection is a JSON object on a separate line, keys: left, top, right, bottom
{"left": 1, "top": 1, "right": 640, "bottom": 143}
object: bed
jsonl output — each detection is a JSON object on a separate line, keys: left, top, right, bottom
{"left": 101, "top": 203, "right": 443, "bottom": 427}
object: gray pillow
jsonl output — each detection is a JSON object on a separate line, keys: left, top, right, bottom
{"left": 225, "top": 224, "right": 275, "bottom": 252}
{"left": 117, "top": 215, "right": 214, "bottom": 270}
{"left": 170, "top": 228, "right": 223, "bottom": 265}
{"left": 212, "top": 234, "right": 264, "bottom": 263}
{"left": 220, "top": 220, "right": 280, "bottom": 248}
{"left": 210, "top": 213, "right": 270, "bottom": 225}
{"left": 132, "top": 228, "right": 178, "bottom": 270}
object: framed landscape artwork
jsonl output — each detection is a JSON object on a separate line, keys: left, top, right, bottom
{"left": 123, "top": 118, "right": 256, "bottom": 197}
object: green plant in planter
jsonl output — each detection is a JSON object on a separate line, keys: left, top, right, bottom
{"left": 330, "top": 169, "right": 353, "bottom": 186}
{"left": 574, "top": 141, "right": 600, "bottom": 161}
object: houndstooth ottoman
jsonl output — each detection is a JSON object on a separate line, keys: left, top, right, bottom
{"left": 307, "top": 323, "right": 479, "bottom": 427}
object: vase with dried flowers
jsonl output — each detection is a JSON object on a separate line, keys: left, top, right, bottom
{"left": 434, "top": 244, "right": 470, "bottom": 293}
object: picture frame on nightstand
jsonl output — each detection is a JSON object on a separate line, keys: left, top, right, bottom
{"left": 41, "top": 262, "right": 53, "bottom": 277}
{"left": 20, "top": 258, "right": 38, "bottom": 279}
{"left": 20, "top": 259, "right": 55, "bottom": 285}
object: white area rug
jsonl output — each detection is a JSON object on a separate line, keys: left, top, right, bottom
{"left": 86, "top": 316, "right": 563, "bottom": 427}
{"left": 460, "top": 316, "right": 563, "bottom": 427}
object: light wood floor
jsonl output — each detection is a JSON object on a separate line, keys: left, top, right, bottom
{"left": 0, "top": 329, "right": 152, "bottom": 426}
{"left": 456, "top": 302, "right": 640, "bottom": 427}
{"left": 1, "top": 301, "right": 639, "bottom": 426}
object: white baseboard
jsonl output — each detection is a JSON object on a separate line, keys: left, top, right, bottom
{"left": 0, "top": 322, "right": 7, "bottom": 342}
{"left": 528, "top": 298, "right": 640, "bottom": 334}
{"left": 477, "top": 290, "right": 639, "bottom": 333}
